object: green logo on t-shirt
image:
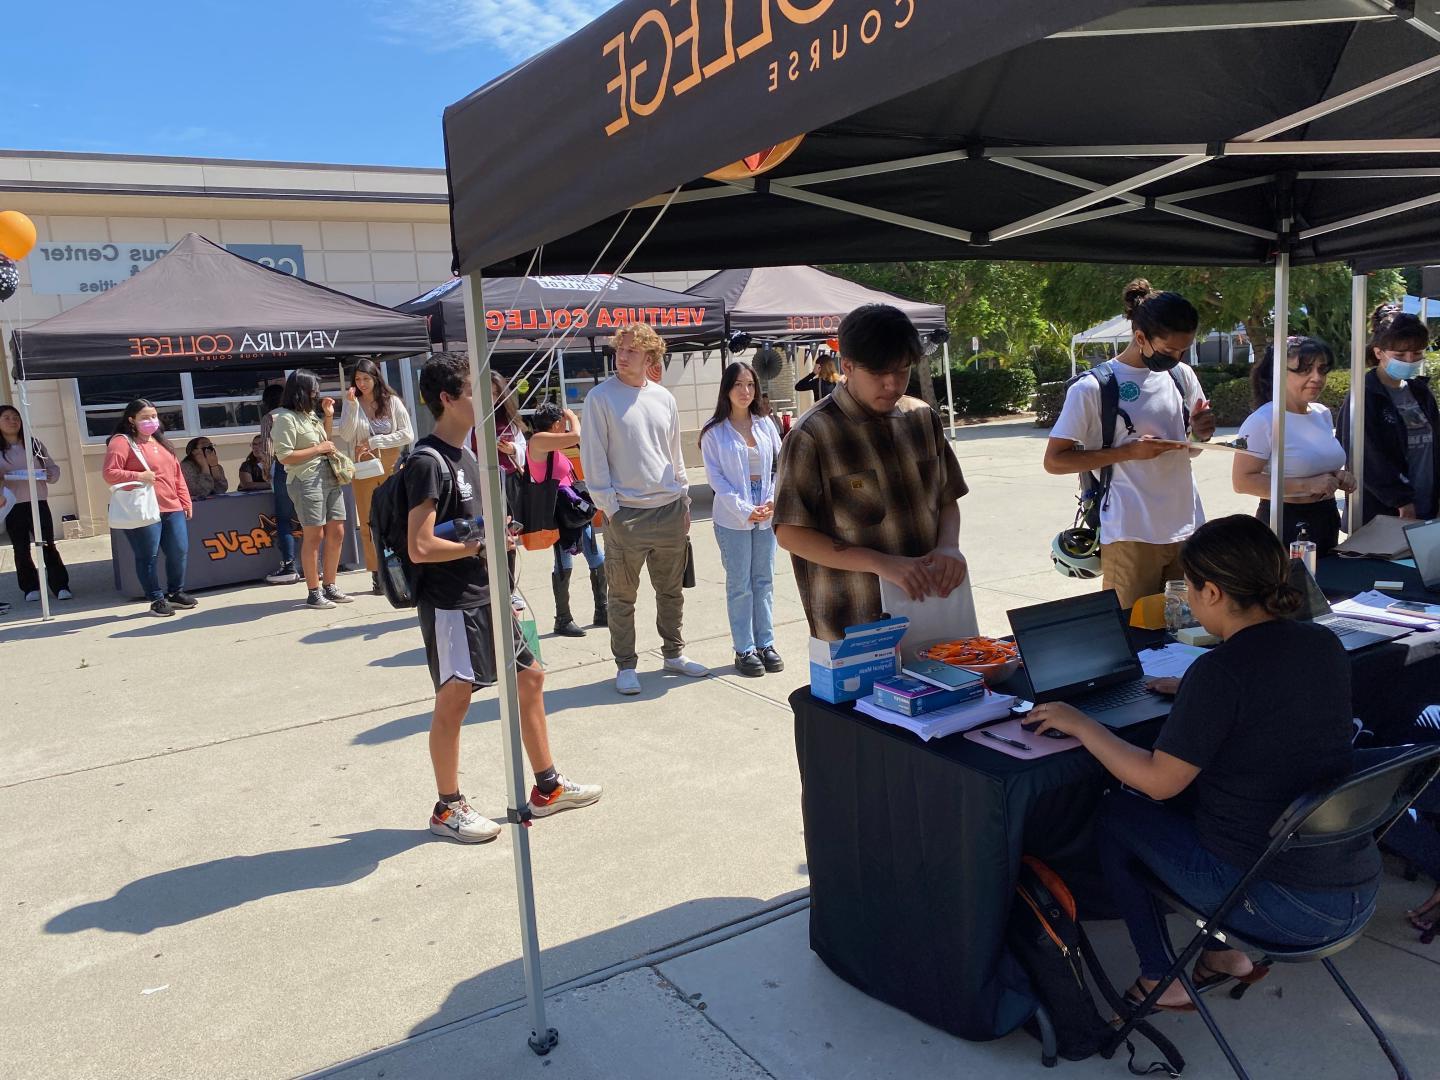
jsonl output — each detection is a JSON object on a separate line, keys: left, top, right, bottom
{"left": 1119, "top": 381, "right": 1141, "bottom": 402}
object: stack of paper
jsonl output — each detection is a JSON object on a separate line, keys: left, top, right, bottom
{"left": 1331, "top": 591, "right": 1440, "bottom": 631}
{"left": 855, "top": 690, "right": 1017, "bottom": 741}
{"left": 1138, "top": 643, "right": 1207, "bottom": 679}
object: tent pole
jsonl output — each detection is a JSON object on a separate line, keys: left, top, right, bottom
{"left": 557, "top": 348, "right": 568, "bottom": 410}
{"left": 15, "top": 378, "right": 52, "bottom": 622}
{"left": 1347, "top": 272, "right": 1368, "bottom": 534}
{"left": 1069, "top": 335, "right": 1077, "bottom": 378}
{"left": 1269, "top": 250, "right": 1290, "bottom": 537}
{"left": 460, "top": 272, "right": 557, "bottom": 1057}
{"left": 942, "top": 341, "right": 956, "bottom": 441}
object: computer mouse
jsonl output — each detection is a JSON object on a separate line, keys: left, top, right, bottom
{"left": 1042, "top": 728, "right": 1071, "bottom": 740}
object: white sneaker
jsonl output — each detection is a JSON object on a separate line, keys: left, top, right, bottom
{"left": 529, "top": 774, "right": 602, "bottom": 818}
{"left": 57, "top": 589, "right": 73, "bottom": 600}
{"left": 24, "top": 591, "right": 40, "bottom": 602}
{"left": 430, "top": 798, "right": 501, "bottom": 843}
{"left": 615, "top": 669, "right": 642, "bottom": 695}
{"left": 663, "top": 655, "right": 709, "bottom": 678}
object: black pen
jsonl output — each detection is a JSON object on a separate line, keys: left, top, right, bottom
{"left": 981, "top": 729, "right": 1031, "bottom": 752}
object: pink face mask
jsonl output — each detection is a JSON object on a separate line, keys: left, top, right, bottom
{"left": 137, "top": 418, "right": 161, "bottom": 435}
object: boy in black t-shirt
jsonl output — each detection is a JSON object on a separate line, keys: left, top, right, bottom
{"left": 406, "top": 352, "right": 600, "bottom": 843}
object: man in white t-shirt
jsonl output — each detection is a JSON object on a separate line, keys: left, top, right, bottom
{"left": 1044, "top": 283, "right": 1216, "bottom": 608}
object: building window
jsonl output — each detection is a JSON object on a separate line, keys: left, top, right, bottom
{"left": 76, "top": 369, "right": 286, "bottom": 441}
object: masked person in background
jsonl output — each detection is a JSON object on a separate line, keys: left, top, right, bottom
{"left": 1338, "top": 304, "right": 1437, "bottom": 524}
{"left": 1044, "top": 279, "right": 1215, "bottom": 609}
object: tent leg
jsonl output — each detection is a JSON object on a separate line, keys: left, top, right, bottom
{"left": 1268, "top": 251, "right": 1291, "bottom": 538}
{"left": 942, "top": 342, "right": 956, "bottom": 440}
{"left": 1069, "top": 337, "right": 1077, "bottom": 379}
{"left": 460, "top": 273, "right": 557, "bottom": 1057}
{"left": 15, "top": 380, "right": 52, "bottom": 622}
{"left": 1348, "top": 273, "right": 1368, "bottom": 534}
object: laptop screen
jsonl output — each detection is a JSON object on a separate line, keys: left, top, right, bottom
{"left": 1406, "top": 519, "right": 1440, "bottom": 589}
{"left": 1008, "top": 591, "right": 1140, "bottom": 699}
{"left": 1287, "top": 558, "right": 1332, "bottom": 621}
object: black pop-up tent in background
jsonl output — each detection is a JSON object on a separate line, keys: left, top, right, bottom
{"left": 687, "top": 265, "right": 946, "bottom": 337}
{"left": 10, "top": 233, "right": 431, "bottom": 380}
{"left": 439, "top": 0, "right": 1440, "bottom": 1054}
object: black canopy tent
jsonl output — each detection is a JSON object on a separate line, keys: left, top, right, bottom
{"left": 6, "top": 233, "right": 430, "bottom": 621}
{"left": 439, "top": 0, "right": 1440, "bottom": 1052}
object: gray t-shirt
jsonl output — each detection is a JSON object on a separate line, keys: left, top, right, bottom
{"left": 1387, "top": 383, "right": 1435, "bottom": 515}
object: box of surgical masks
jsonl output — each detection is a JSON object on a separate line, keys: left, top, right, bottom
{"left": 808, "top": 616, "right": 908, "bottom": 704}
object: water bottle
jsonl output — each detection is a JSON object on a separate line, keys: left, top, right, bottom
{"left": 434, "top": 515, "right": 483, "bottom": 543}
{"left": 1164, "top": 580, "right": 1194, "bottom": 633}
{"left": 1288, "top": 522, "right": 1317, "bottom": 576}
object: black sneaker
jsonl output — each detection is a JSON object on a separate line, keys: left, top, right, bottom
{"left": 371, "top": 572, "right": 383, "bottom": 596}
{"left": 759, "top": 645, "right": 785, "bottom": 673}
{"left": 167, "top": 591, "right": 198, "bottom": 609}
{"left": 150, "top": 597, "right": 176, "bottom": 618}
{"left": 266, "top": 563, "right": 301, "bottom": 585}
{"left": 322, "top": 584, "right": 353, "bottom": 604}
{"left": 734, "top": 650, "right": 766, "bottom": 678}
{"left": 306, "top": 589, "right": 335, "bottom": 610}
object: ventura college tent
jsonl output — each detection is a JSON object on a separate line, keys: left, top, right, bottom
{"left": 687, "top": 265, "right": 946, "bottom": 338}
{"left": 11, "top": 233, "right": 431, "bottom": 380}
{"left": 395, "top": 273, "right": 727, "bottom": 352}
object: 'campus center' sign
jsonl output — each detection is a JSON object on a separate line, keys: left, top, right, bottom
{"left": 28, "top": 243, "right": 306, "bottom": 295}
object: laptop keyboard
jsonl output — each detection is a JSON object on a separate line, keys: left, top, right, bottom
{"left": 1073, "top": 680, "right": 1151, "bottom": 711}
{"left": 1319, "top": 615, "right": 1382, "bottom": 636}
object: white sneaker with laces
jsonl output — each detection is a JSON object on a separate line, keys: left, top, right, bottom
{"left": 24, "top": 591, "right": 40, "bottom": 602}
{"left": 663, "top": 655, "right": 709, "bottom": 678}
{"left": 529, "top": 775, "right": 602, "bottom": 818}
{"left": 615, "top": 669, "right": 642, "bottom": 695}
{"left": 57, "top": 589, "right": 73, "bottom": 600}
{"left": 430, "top": 798, "right": 501, "bottom": 843}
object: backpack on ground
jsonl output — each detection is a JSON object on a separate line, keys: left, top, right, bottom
{"left": 1008, "top": 856, "right": 1184, "bottom": 1075}
{"left": 369, "top": 446, "right": 454, "bottom": 610}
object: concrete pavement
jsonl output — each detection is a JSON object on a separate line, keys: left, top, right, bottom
{"left": 6, "top": 419, "right": 1432, "bottom": 1080}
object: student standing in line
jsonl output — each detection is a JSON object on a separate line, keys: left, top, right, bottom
{"left": 581, "top": 323, "right": 708, "bottom": 695}
{"left": 102, "top": 399, "right": 195, "bottom": 617}
{"left": 181, "top": 437, "right": 230, "bottom": 499}
{"left": 0, "top": 404, "right": 72, "bottom": 603}
{"left": 406, "top": 352, "right": 600, "bottom": 843}
{"left": 526, "top": 401, "right": 607, "bottom": 638}
{"left": 773, "top": 304, "right": 970, "bottom": 641}
{"left": 1338, "top": 304, "right": 1437, "bottom": 524}
{"left": 271, "top": 370, "right": 352, "bottom": 610}
{"left": 1044, "top": 280, "right": 1216, "bottom": 609}
{"left": 259, "top": 383, "right": 302, "bottom": 585}
{"left": 338, "top": 359, "right": 414, "bottom": 595}
{"left": 1233, "top": 336, "right": 1354, "bottom": 554}
{"left": 701, "top": 362, "right": 784, "bottom": 677}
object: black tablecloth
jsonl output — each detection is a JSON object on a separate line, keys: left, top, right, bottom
{"left": 794, "top": 618, "right": 1440, "bottom": 1042}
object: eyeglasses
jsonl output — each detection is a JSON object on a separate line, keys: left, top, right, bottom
{"left": 1286, "top": 358, "right": 1330, "bottom": 376}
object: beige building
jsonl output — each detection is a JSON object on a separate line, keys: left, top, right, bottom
{"left": 0, "top": 150, "right": 761, "bottom": 539}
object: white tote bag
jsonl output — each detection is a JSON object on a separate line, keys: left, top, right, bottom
{"left": 107, "top": 437, "right": 162, "bottom": 530}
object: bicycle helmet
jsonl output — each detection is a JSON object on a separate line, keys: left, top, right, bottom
{"left": 1052, "top": 527, "right": 1101, "bottom": 579}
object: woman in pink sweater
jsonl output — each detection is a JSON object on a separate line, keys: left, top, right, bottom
{"left": 102, "top": 399, "right": 195, "bottom": 617}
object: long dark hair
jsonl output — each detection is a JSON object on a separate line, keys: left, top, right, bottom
{"left": 700, "top": 361, "right": 769, "bottom": 446}
{"left": 350, "top": 358, "right": 393, "bottom": 419}
{"left": 281, "top": 369, "right": 322, "bottom": 416}
{"left": 1366, "top": 303, "right": 1430, "bottom": 368}
{"left": 1123, "top": 278, "right": 1199, "bottom": 340}
{"left": 110, "top": 399, "right": 176, "bottom": 455}
{"left": 0, "top": 404, "right": 23, "bottom": 452}
{"left": 1252, "top": 336, "right": 1333, "bottom": 410}
{"left": 492, "top": 372, "right": 519, "bottom": 431}
{"left": 1179, "top": 515, "right": 1303, "bottom": 618}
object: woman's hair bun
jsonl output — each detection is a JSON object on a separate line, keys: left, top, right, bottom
{"left": 1264, "top": 580, "right": 1304, "bottom": 618}
{"left": 1371, "top": 301, "right": 1402, "bottom": 333}
{"left": 1122, "top": 278, "right": 1155, "bottom": 318}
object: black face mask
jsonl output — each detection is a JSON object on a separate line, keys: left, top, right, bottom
{"left": 1140, "top": 348, "right": 1182, "bottom": 373}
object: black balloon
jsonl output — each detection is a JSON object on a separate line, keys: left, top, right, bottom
{"left": 0, "top": 255, "right": 17, "bottom": 302}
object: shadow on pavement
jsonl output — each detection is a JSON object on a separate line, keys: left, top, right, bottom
{"left": 44, "top": 829, "right": 429, "bottom": 935}
{"left": 302, "top": 616, "right": 416, "bottom": 644}
{"left": 106, "top": 598, "right": 318, "bottom": 638}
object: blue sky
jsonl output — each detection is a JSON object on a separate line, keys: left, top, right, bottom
{"left": 8, "top": 0, "right": 616, "bottom": 167}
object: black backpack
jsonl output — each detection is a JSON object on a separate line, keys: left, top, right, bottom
{"left": 1069, "top": 364, "right": 1190, "bottom": 532}
{"left": 369, "top": 446, "right": 455, "bottom": 610}
{"left": 1009, "top": 856, "right": 1184, "bottom": 1075}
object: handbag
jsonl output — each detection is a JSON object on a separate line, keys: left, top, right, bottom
{"left": 352, "top": 448, "right": 385, "bottom": 480}
{"left": 512, "top": 455, "right": 562, "bottom": 535}
{"left": 554, "top": 482, "right": 597, "bottom": 531}
{"left": 107, "top": 437, "right": 162, "bottom": 529}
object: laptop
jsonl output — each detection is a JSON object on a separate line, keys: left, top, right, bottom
{"left": 1404, "top": 519, "right": 1440, "bottom": 593}
{"left": 1007, "top": 591, "right": 1170, "bottom": 730}
{"left": 1287, "top": 559, "right": 1410, "bottom": 650}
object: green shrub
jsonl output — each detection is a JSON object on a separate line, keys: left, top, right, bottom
{"left": 1034, "top": 381, "right": 1068, "bottom": 427}
{"left": 1025, "top": 345, "right": 1075, "bottom": 385}
{"left": 1191, "top": 364, "right": 1248, "bottom": 399}
{"left": 1208, "top": 369, "right": 1353, "bottom": 426}
{"left": 934, "top": 366, "right": 1036, "bottom": 417}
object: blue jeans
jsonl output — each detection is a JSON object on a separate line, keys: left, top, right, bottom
{"left": 713, "top": 480, "right": 776, "bottom": 654}
{"left": 271, "top": 460, "right": 296, "bottom": 565}
{"left": 124, "top": 510, "right": 189, "bottom": 601}
{"left": 553, "top": 524, "right": 605, "bottom": 572}
{"left": 1097, "top": 790, "right": 1376, "bottom": 980}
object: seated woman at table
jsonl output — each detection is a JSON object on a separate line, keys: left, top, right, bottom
{"left": 1029, "top": 515, "right": 1378, "bottom": 1011}
{"left": 1232, "top": 335, "right": 1354, "bottom": 555}
{"left": 181, "top": 437, "right": 230, "bottom": 499}
{"left": 236, "top": 435, "right": 270, "bottom": 492}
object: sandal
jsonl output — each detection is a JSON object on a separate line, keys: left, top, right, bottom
{"left": 1124, "top": 979, "right": 1197, "bottom": 1014}
{"left": 1405, "top": 909, "right": 1436, "bottom": 934}
{"left": 1193, "top": 956, "right": 1271, "bottom": 992}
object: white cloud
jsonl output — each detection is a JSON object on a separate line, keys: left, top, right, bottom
{"left": 381, "top": 0, "right": 618, "bottom": 60}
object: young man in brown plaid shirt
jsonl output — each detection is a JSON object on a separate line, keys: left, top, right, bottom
{"left": 774, "top": 304, "right": 970, "bottom": 640}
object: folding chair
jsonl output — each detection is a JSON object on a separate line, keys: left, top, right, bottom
{"left": 1105, "top": 742, "right": 1440, "bottom": 1080}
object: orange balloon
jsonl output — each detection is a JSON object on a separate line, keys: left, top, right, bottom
{"left": 0, "top": 211, "right": 37, "bottom": 260}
